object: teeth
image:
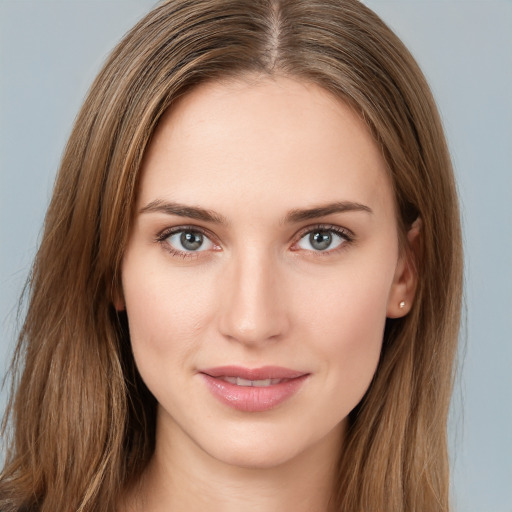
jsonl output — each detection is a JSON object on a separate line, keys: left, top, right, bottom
{"left": 237, "top": 377, "right": 255, "bottom": 386}
{"left": 220, "top": 376, "right": 283, "bottom": 387}
{"left": 246, "top": 378, "right": 273, "bottom": 387}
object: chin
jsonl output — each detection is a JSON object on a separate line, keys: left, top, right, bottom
{"left": 197, "top": 421, "right": 342, "bottom": 472}
{"left": 209, "top": 442, "right": 304, "bottom": 470}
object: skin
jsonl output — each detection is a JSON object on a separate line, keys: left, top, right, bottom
{"left": 118, "top": 75, "right": 417, "bottom": 512}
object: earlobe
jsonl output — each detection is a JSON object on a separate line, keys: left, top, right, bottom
{"left": 386, "top": 218, "right": 422, "bottom": 318}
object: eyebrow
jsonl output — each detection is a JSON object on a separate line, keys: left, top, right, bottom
{"left": 283, "top": 201, "right": 373, "bottom": 223}
{"left": 139, "top": 200, "right": 227, "bottom": 224}
{"left": 139, "top": 199, "right": 372, "bottom": 224}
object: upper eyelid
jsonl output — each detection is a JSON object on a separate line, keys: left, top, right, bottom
{"left": 293, "top": 223, "right": 355, "bottom": 241}
{"left": 156, "top": 222, "right": 352, "bottom": 236}
{"left": 156, "top": 224, "right": 216, "bottom": 242}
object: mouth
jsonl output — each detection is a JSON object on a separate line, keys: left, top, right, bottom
{"left": 199, "top": 366, "right": 309, "bottom": 412}
{"left": 215, "top": 376, "right": 290, "bottom": 387}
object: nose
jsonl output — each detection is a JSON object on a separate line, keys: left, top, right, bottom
{"left": 217, "top": 249, "right": 289, "bottom": 346}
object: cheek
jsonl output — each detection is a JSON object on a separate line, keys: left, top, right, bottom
{"left": 306, "top": 285, "right": 386, "bottom": 365}
{"left": 299, "top": 256, "right": 392, "bottom": 337}
{"left": 295, "top": 257, "right": 394, "bottom": 393}
{"left": 121, "top": 256, "right": 216, "bottom": 366}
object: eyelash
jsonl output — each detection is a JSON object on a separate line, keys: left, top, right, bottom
{"left": 155, "top": 224, "right": 355, "bottom": 260}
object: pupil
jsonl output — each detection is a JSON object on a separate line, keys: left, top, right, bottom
{"left": 181, "top": 231, "right": 203, "bottom": 251}
{"left": 310, "top": 231, "right": 331, "bottom": 251}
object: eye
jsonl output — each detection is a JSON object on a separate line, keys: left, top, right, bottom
{"left": 159, "top": 227, "right": 217, "bottom": 255}
{"left": 294, "top": 226, "right": 351, "bottom": 252}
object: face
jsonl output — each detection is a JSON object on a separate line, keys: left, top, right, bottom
{"left": 119, "top": 76, "right": 414, "bottom": 470}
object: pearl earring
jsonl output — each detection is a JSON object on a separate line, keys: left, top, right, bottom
{"left": 399, "top": 300, "right": 406, "bottom": 309}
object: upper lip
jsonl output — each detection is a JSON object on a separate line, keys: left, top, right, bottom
{"left": 200, "top": 365, "right": 308, "bottom": 380}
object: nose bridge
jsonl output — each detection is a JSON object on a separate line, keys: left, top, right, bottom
{"left": 218, "top": 245, "right": 287, "bottom": 345}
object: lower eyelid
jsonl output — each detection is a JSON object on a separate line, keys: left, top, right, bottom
{"left": 165, "top": 246, "right": 201, "bottom": 259}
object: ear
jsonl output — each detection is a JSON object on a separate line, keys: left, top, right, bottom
{"left": 112, "top": 283, "right": 126, "bottom": 312}
{"left": 386, "top": 218, "right": 422, "bottom": 318}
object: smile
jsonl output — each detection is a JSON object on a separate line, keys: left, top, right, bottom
{"left": 199, "top": 366, "right": 309, "bottom": 412}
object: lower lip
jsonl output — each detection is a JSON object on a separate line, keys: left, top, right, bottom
{"left": 200, "top": 374, "right": 309, "bottom": 412}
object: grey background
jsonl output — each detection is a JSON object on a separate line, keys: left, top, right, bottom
{"left": 1, "top": 1, "right": 511, "bottom": 510}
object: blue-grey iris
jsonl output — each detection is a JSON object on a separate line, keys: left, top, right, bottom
{"left": 181, "top": 231, "right": 203, "bottom": 251}
{"left": 310, "top": 231, "right": 332, "bottom": 251}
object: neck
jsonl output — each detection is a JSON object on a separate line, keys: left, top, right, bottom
{"left": 124, "top": 414, "right": 344, "bottom": 512}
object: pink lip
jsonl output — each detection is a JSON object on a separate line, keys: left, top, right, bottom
{"left": 199, "top": 366, "right": 309, "bottom": 412}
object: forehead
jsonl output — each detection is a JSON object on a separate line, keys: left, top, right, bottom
{"left": 138, "top": 75, "right": 394, "bottom": 220}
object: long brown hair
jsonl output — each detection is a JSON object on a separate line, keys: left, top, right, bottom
{"left": 0, "top": 1, "right": 463, "bottom": 510}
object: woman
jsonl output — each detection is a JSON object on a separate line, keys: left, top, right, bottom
{"left": 0, "top": 0, "right": 463, "bottom": 511}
